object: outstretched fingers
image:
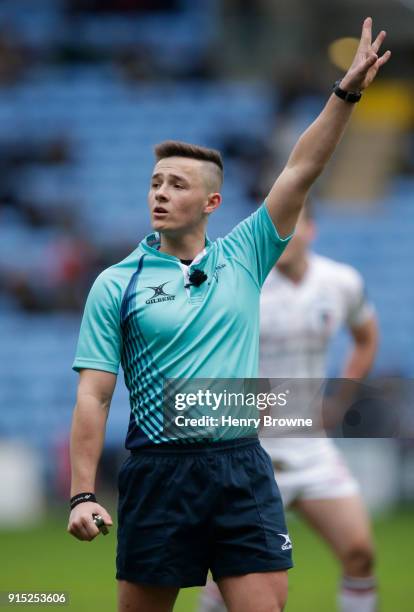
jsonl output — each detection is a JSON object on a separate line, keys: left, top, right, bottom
{"left": 372, "top": 30, "right": 386, "bottom": 54}
{"left": 345, "top": 18, "right": 390, "bottom": 89}
{"left": 360, "top": 16, "right": 372, "bottom": 48}
{"left": 377, "top": 50, "right": 392, "bottom": 68}
{"left": 362, "top": 53, "right": 378, "bottom": 73}
{"left": 368, "top": 53, "right": 378, "bottom": 65}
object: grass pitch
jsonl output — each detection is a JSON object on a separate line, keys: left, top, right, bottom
{"left": 0, "top": 508, "right": 412, "bottom": 610}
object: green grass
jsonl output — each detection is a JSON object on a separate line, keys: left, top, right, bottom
{"left": 0, "top": 508, "right": 413, "bottom": 610}
{"left": 286, "top": 508, "right": 414, "bottom": 611}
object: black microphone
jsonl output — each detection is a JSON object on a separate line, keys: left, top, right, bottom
{"left": 185, "top": 268, "right": 208, "bottom": 288}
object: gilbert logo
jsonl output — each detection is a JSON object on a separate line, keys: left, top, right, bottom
{"left": 278, "top": 533, "right": 292, "bottom": 551}
{"left": 146, "top": 282, "right": 176, "bottom": 305}
{"left": 211, "top": 263, "right": 226, "bottom": 284}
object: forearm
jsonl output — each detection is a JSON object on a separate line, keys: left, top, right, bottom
{"left": 70, "top": 397, "right": 109, "bottom": 496}
{"left": 265, "top": 18, "right": 390, "bottom": 236}
{"left": 323, "top": 344, "right": 375, "bottom": 431}
{"left": 342, "top": 344, "right": 376, "bottom": 378}
{"left": 286, "top": 16, "right": 390, "bottom": 187}
{"left": 287, "top": 92, "right": 355, "bottom": 187}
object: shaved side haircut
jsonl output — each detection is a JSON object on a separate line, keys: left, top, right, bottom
{"left": 154, "top": 140, "right": 224, "bottom": 192}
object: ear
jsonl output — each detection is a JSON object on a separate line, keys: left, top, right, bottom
{"left": 204, "top": 192, "right": 222, "bottom": 214}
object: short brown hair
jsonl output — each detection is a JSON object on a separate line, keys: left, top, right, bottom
{"left": 154, "top": 140, "right": 224, "bottom": 173}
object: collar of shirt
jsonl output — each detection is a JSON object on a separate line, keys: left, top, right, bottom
{"left": 140, "top": 231, "right": 212, "bottom": 267}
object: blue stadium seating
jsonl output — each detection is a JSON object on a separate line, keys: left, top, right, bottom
{"left": 0, "top": 65, "right": 413, "bottom": 449}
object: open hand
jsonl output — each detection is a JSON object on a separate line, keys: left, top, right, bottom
{"left": 341, "top": 17, "right": 391, "bottom": 92}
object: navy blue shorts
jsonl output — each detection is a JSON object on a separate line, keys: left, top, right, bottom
{"left": 116, "top": 438, "right": 293, "bottom": 587}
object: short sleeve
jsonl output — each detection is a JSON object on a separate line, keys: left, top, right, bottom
{"left": 72, "top": 270, "right": 123, "bottom": 374}
{"left": 221, "top": 202, "right": 293, "bottom": 287}
{"left": 343, "top": 267, "right": 375, "bottom": 328}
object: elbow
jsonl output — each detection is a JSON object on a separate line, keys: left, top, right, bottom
{"left": 302, "top": 163, "right": 325, "bottom": 187}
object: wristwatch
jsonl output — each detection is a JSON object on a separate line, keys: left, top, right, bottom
{"left": 333, "top": 80, "right": 362, "bottom": 103}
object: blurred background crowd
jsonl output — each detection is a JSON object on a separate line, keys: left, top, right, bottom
{"left": 0, "top": 0, "right": 414, "bottom": 532}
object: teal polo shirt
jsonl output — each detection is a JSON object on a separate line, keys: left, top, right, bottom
{"left": 73, "top": 203, "right": 292, "bottom": 449}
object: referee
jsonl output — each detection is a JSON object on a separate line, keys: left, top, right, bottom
{"left": 68, "top": 18, "right": 390, "bottom": 612}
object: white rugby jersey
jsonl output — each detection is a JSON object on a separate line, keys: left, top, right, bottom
{"left": 259, "top": 253, "right": 374, "bottom": 465}
{"left": 260, "top": 253, "right": 374, "bottom": 379}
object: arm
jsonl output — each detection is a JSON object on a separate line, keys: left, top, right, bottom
{"left": 342, "top": 316, "right": 378, "bottom": 378}
{"left": 322, "top": 316, "right": 378, "bottom": 431}
{"left": 266, "top": 17, "right": 391, "bottom": 237}
{"left": 67, "top": 368, "right": 117, "bottom": 541}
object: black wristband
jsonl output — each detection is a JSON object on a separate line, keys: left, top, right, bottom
{"left": 70, "top": 492, "right": 97, "bottom": 510}
{"left": 333, "top": 80, "right": 362, "bottom": 103}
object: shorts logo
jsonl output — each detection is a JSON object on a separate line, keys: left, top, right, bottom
{"left": 278, "top": 533, "right": 292, "bottom": 551}
{"left": 145, "top": 282, "right": 176, "bottom": 305}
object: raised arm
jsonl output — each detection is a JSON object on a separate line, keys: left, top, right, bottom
{"left": 67, "top": 368, "right": 116, "bottom": 541}
{"left": 266, "top": 17, "right": 391, "bottom": 238}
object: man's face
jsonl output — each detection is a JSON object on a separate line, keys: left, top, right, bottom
{"left": 148, "top": 157, "right": 220, "bottom": 234}
{"left": 277, "top": 212, "right": 314, "bottom": 267}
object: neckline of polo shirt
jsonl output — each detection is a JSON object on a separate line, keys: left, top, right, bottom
{"left": 141, "top": 232, "right": 213, "bottom": 264}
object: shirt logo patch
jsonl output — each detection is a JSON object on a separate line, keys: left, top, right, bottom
{"left": 210, "top": 263, "right": 227, "bottom": 284}
{"left": 145, "top": 282, "right": 176, "bottom": 305}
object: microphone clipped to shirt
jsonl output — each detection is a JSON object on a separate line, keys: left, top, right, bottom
{"left": 185, "top": 268, "right": 208, "bottom": 288}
